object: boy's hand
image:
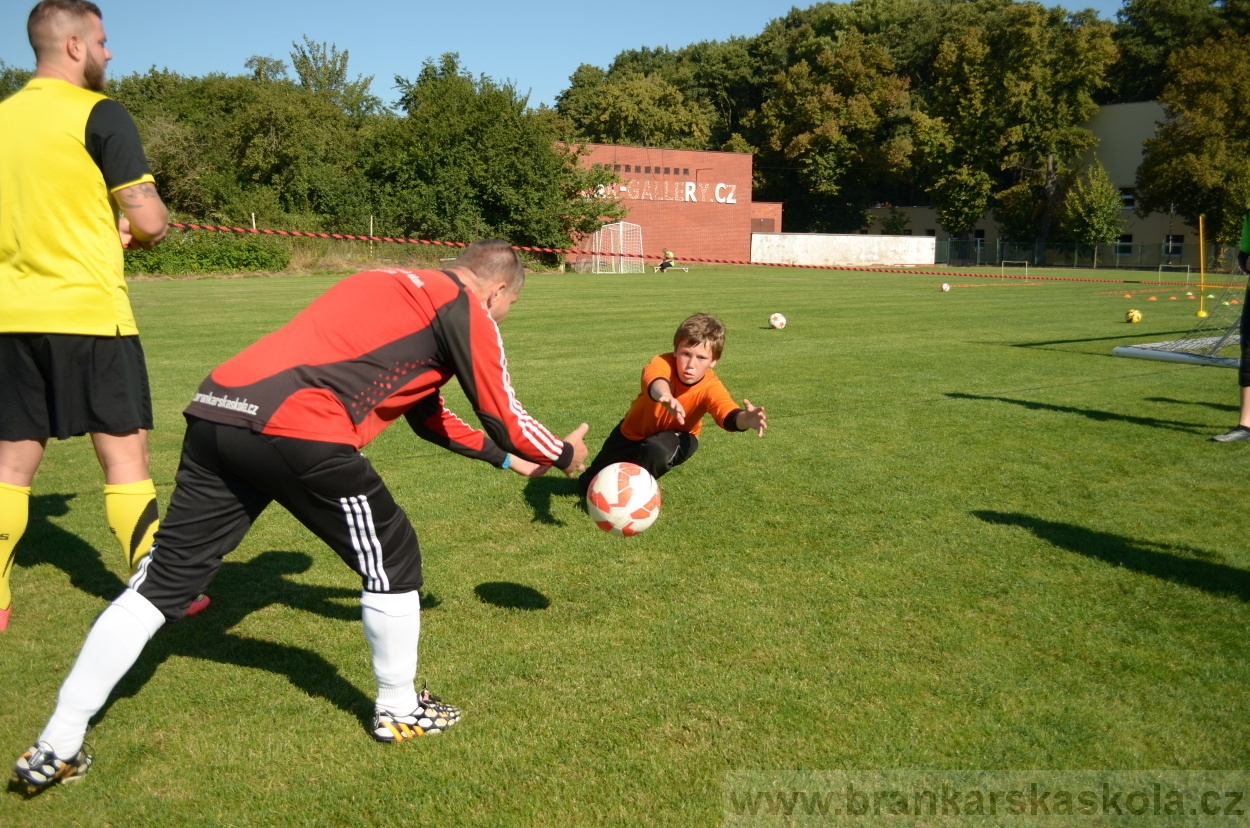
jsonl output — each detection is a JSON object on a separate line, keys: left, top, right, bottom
{"left": 659, "top": 393, "right": 687, "bottom": 425}
{"left": 506, "top": 455, "right": 550, "bottom": 477}
{"left": 740, "top": 399, "right": 767, "bottom": 437}
{"left": 562, "top": 423, "right": 590, "bottom": 477}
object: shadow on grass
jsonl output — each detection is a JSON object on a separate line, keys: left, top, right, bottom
{"left": 17, "top": 493, "right": 128, "bottom": 601}
{"left": 1006, "top": 329, "right": 1192, "bottom": 349}
{"left": 946, "top": 392, "right": 1211, "bottom": 434}
{"left": 18, "top": 497, "right": 451, "bottom": 729}
{"left": 1145, "top": 396, "right": 1240, "bottom": 413}
{"left": 101, "top": 550, "right": 371, "bottom": 727}
{"left": 475, "top": 581, "right": 550, "bottom": 610}
{"left": 973, "top": 511, "right": 1250, "bottom": 602}
{"left": 522, "top": 474, "right": 584, "bottom": 525}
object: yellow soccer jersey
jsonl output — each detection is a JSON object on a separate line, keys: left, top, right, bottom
{"left": 0, "top": 78, "right": 156, "bottom": 335}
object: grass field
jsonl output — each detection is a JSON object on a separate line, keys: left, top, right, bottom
{"left": 2, "top": 264, "right": 1248, "bottom": 826}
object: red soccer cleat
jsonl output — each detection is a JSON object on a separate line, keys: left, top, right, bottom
{"left": 183, "top": 593, "right": 211, "bottom": 618}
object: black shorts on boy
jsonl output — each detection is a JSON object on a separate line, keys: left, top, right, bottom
{"left": 578, "top": 421, "right": 698, "bottom": 496}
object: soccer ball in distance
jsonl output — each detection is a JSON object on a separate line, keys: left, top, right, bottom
{"left": 586, "top": 462, "right": 661, "bottom": 536}
{"left": 1125, "top": 309, "right": 1142, "bottom": 323}
{"left": 941, "top": 283, "right": 950, "bottom": 292}
{"left": 769, "top": 313, "right": 787, "bottom": 329}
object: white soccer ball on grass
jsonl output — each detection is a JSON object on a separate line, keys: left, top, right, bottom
{"left": 586, "top": 462, "right": 662, "bottom": 536}
{"left": 769, "top": 313, "right": 787, "bottom": 329}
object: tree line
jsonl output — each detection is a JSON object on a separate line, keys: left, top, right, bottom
{"left": 552, "top": 0, "right": 1250, "bottom": 245}
{"left": 0, "top": 40, "right": 623, "bottom": 254}
{"left": 1, "top": 0, "right": 1247, "bottom": 248}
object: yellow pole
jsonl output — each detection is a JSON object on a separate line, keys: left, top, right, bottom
{"left": 1198, "top": 215, "right": 1207, "bottom": 318}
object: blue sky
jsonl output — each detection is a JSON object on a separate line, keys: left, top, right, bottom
{"left": 1, "top": 0, "right": 1126, "bottom": 108}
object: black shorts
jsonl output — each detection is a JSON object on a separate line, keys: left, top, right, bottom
{"left": 578, "top": 421, "right": 698, "bottom": 495}
{"left": 130, "top": 417, "right": 422, "bottom": 621}
{"left": 0, "top": 333, "right": 153, "bottom": 441}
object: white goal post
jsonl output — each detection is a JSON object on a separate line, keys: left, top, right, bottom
{"left": 590, "top": 222, "right": 644, "bottom": 274}
{"left": 1000, "top": 260, "right": 1029, "bottom": 277}
{"left": 1157, "top": 263, "right": 1192, "bottom": 285}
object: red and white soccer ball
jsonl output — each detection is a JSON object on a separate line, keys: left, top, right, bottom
{"left": 586, "top": 462, "right": 662, "bottom": 536}
{"left": 941, "top": 283, "right": 951, "bottom": 292}
{"left": 769, "top": 313, "right": 787, "bottom": 329}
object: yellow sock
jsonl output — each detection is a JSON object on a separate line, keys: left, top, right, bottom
{"left": 0, "top": 482, "right": 31, "bottom": 613}
{"left": 104, "top": 480, "right": 160, "bottom": 571}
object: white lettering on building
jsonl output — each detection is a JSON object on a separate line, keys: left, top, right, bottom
{"left": 616, "top": 177, "right": 740, "bottom": 204}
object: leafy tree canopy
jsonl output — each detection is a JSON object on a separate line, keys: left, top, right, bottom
{"left": 1136, "top": 29, "right": 1250, "bottom": 243}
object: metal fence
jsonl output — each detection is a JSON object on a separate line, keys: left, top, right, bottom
{"left": 935, "top": 239, "right": 1231, "bottom": 272}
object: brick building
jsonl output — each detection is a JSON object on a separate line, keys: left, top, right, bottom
{"left": 576, "top": 144, "right": 782, "bottom": 264}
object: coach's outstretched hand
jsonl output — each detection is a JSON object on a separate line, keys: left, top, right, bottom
{"left": 563, "top": 423, "right": 590, "bottom": 477}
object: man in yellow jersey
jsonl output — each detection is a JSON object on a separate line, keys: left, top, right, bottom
{"left": 0, "top": 1, "right": 208, "bottom": 631}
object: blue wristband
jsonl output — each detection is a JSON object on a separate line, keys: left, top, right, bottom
{"left": 500, "top": 454, "right": 512, "bottom": 470}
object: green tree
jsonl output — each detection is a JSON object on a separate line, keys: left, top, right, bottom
{"left": 556, "top": 68, "right": 710, "bottom": 148}
{"left": 111, "top": 68, "right": 369, "bottom": 230}
{"left": 597, "top": 37, "right": 769, "bottom": 148}
{"left": 918, "top": 4, "right": 1115, "bottom": 247}
{"left": 750, "top": 28, "right": 918, "bottom": 231}
{"left": 1059, "top": 156, "right": 1124, "bottom": 264}
{"left": 289, "top": 36, "right": 382, "bottom": 120}
{"left": 916, "top": 26, "right": 998, "bottom": 235}
{"left": 0, "top": 60, "right": 33, "bottom": 100}
{"left": 244, "top": 55, "right": 289, "bottom": 83}
{"left": 1136, "top": 31, "right": 1250, "bottom": 244}
{"left": 1106, "top": 0, "right": 1223, "bottom": 103}
{"left": 369, "top": 54, "right": 623, "bottom": 247}
{"left": 880, "top": 205, "right": 911, "bottom": 233}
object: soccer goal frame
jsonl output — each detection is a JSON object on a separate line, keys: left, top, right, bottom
{"left": 590, "top": 222, "right": 644, "bottom": 274}
{"left": 1112, "top": 279, "right": 1244, "bottom": 368}
{"left": 1157, "top": 263, "right": 1192, "bottom": 285}
{"left": 1000, "top": 260, "right": 1029, "bottom": 277}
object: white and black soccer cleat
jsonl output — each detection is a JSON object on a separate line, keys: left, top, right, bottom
{"left": 12, "top": 741, "right": 92, "bottom": 792}
{"left": 372, "top": 688, "right": 461, "bottom": 743}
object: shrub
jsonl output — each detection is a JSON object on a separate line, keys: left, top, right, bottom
{"left": 124, "top": 229, "right": 291, "bottom": 275}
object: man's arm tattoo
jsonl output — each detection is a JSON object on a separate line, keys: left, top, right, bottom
{"left": 116, "top": 182, "right": 160, "bottom": 209}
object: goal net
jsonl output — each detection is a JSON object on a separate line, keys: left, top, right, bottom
{"left": 590, "top": 222, "right": 644, "bottom": 274}
{"left": 1111, "top": 278, "right": 1244, "bottom": 368}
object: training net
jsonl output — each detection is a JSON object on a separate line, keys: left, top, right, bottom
{"left": 590, "top": 222, "right": 644, "bottom": 274}
{"left": 1112, "top": 277, "right": 1245, "bottom": 368}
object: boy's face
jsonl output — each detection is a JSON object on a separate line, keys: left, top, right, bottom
{"left": 674, "top": 340, "right": 717, "bottom": 385}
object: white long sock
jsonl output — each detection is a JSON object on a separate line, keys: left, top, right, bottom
{"left": 38, "top": 589, "right": 165, "bottom": 757}
{"left": 361, "top": 590, "right": 420, "bottom": 714}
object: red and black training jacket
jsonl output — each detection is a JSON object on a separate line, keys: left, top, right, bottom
{"left": 183, "top": 268, "right": 572, "bottom": 469}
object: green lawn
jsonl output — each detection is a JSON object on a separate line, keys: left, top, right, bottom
{"left": 2, "top": 265, "right": 1247, "bottom": 826}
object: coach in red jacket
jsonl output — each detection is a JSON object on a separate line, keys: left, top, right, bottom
{"left": 14, "top": 239, "right": 590, "bottom": 789}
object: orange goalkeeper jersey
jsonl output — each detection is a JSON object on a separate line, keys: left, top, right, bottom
{"left": 619, "top": 353, "right": 741, "bottom": 441}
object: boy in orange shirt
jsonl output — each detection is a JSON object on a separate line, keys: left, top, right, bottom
{"left": 579, "top": 313, "right": 767, "bottom": 496}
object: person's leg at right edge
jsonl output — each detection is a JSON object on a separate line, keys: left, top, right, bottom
{"left": 1212, "top": 280, "right": 1250, "bottom": 441}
